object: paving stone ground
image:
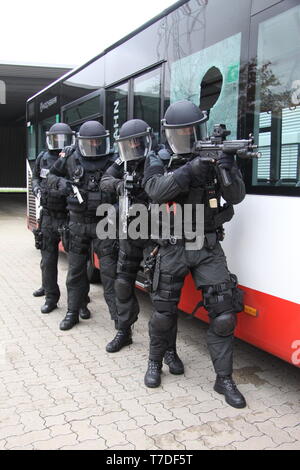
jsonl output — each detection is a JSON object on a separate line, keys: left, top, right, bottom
{"left": 0, "top": 195, "right": 299, "bottom": 450}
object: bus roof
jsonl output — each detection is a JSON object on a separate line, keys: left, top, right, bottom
{"left": 27, "top": 0, "right": 189, "bottom": 104}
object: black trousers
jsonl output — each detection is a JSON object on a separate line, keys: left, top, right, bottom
{"left": 40, "top": 213, "right": 66, "bottom": 304}
{"left": 114, "top": 238, "right": 148, "bottom": 330}
{"left": 149, "top": 239, "right": 235, "bottom": 376}
{"left": 67, "top": 220, "right": 118, "bottom": 320}
{"left": 116, "top": 239, "right": 178, "bottom": 353}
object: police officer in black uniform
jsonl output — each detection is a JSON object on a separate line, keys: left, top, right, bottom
{"left": 143, "top": 100, "right": 246, "bottom": 408}
{"left": 47, "top": 121, "right": 118, "bottom": 331}
{"left": 100, "top": 119, "right": 184, "bottom": 377}
{"left": 32, "top": 123, "right": 75, "bottom": 313}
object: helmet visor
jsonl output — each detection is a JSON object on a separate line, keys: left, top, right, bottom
{"left": 78, "top": 136, "right": 110, "bottom": 158}
{"left": 118, "top": 135, "right": 152, "bottom": 162}
{"left": 165, "top": 123, "right": 207, "bottom": 155}
{"left": 46, "top": 133, "right": 75, "bottom": 150}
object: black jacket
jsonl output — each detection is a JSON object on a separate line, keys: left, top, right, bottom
{"left": 143, "top": 152, "right": 245, "bottom": 234}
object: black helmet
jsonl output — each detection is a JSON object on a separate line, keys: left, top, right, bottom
{"left": 116, "top": 119, "right": 152, "bottom": 162}
{"left": 46, "top": 122, "right": 75, "bottom": 151}
{"left": 162, "top": 100, "right": 208, "bottom": 155}
{"left": 77, "top": 121, "right": 110, "bottom": 158}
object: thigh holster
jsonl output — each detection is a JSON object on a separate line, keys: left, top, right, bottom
{"left": 156, "top": 273, "right": 184, "bottom": 301}
{"left": 117, "top": 249, "right": 142, "bottom": 277}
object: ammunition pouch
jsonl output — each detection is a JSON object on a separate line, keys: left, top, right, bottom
{"left": 67, "top": 192, "right": 87, "bottom": 213}
{"left": 33, "top": 228, "right": 43, "bottom": 250}
{"left": 86, "top": 191, "right": 102, "bottom": 215}
{"left": 40, "top": 189, "right": 66, "bottom": 212}
{"left": 46, "top": 189, "right": 67, "bottom": 211}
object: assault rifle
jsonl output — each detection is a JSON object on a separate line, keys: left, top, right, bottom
{"left": 193, "top": 124, "right": 261, "bottom": 187}
{"left": 120, "top": 162, "right": 136, "bottom": 235}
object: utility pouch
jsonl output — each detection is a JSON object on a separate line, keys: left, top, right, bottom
{"left": 58, "top": 225, "right": 70, "bottom": 253}
{"left": 230, "top": 273, "right": 245, "bottom": 313}
{"left": 204, "top": 232, "right": 217, "bottom": 250}
{"left": 33, "top": 228, "right": 43, "bottom": 250}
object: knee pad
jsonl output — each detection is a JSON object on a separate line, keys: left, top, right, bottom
{"left": 152, "top": 300, "right": 178, "bottom": 314}
{"left": 115, "top": 276, "right": 134, "bottom": 302}
{"left": 202, "top": 280, "right": 242, "bottom": 337}
{"left": 211, "top": 311, "right": 236, "bottom": 337}
{"left": 150, "top": 310, "right": 176, "bottom": 333}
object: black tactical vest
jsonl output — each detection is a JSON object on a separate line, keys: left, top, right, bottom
{"left": 66, "top": 150, "right": 116, "bottom": 217}
{"left": 39, "top": 151, "right": 67, "bottom": 212}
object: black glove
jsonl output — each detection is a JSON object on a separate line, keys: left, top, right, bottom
{"left": 217, "top": 152, "right": 235, "bottom": 170}
{"left": 186, "top": 157, "right": 210, "bottom": 187}
{"left": 59, "top": 145, "right": 75, "bottom": 158}
{"left": 57, "top": 178, "right": 72, "bottom": 196}
{"left": 115, "top": 180, "right": 125, "bottom": 196}
{"left": 143, "top": 152, "right": 164, "bottom": 185}
{"left": 32, "top": 186, "right": 41, "bottom": 198}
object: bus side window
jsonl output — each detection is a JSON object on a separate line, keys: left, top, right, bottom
{"left": 252, "top": 4, "right": 300, "bottom": 188}
{"left": 133, "top": 68, "right": 161, "bottom": 139}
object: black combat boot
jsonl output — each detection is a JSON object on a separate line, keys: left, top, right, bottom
{"left": 214, "top": 375, "right": 247, "bottom": 408}
{"left": 59, "top": 311, "right": 79, "bottom": 331}
{"left": 79, "top": 306, "right": 91, "bottom": 320}
{"left": 41, "top": 302, "right": 57, "bottom": 314}
{"left": 164, "top": 348, "right": 184, "bottom": 375}
{"left": 106, "top": 328, "right": 132, "bottom": 353}
{"left": 33, "top": 287, "right": 45, "bottom": 297}
{"left": 144, "top": 360, "right": 162, "bottom": 388}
